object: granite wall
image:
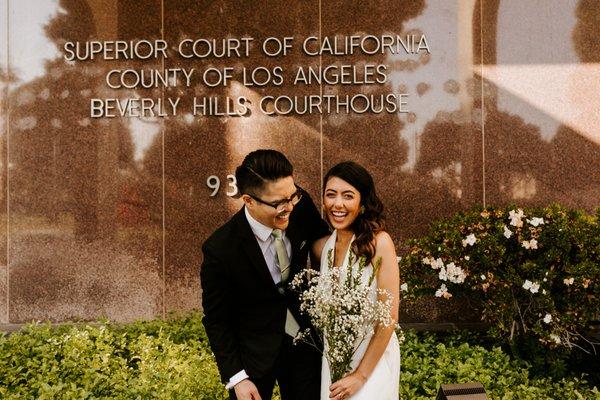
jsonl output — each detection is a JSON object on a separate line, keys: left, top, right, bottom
{"left": 0, "top": 0, "right": 598, "bottom": 323}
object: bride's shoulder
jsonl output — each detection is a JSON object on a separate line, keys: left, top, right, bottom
{"left": 374, "top": 231, "right": 395, "bottom": 255}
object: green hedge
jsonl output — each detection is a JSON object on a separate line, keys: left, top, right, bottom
{"left": 0, "top": 314, "right": 598, "bottom": 399}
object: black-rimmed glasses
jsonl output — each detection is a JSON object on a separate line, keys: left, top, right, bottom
{"left": 248, "top": 186, "right": 303, "bottom": 212}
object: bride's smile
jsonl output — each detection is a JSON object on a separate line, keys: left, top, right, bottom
{"left": 324, "top": 176, "right": 362, "bottom": 230}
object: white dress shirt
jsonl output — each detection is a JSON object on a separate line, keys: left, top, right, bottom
{"left": 225, "top": 207, "right": 293, "bottom": 390}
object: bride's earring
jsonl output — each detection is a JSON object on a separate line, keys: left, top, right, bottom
{"left": 359, "top": 205, "right": 365, "bottom": 215}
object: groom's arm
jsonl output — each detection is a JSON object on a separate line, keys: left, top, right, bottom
{"left": 299, "top": 188, "right": 330, "bottom": 261}
{"left": 200, "top": 241, "right": 244, "bottom": 384}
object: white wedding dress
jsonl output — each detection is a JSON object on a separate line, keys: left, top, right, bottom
{"left": 319, "top": 230, "right": 400, "bottom": 400}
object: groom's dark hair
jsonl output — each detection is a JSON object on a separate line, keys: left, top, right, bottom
{"left": 235, "top": 149, "right": 293, "bottom": 195}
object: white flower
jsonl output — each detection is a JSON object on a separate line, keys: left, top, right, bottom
{"left": 550, "top": 334, "right": 561, "bottom": 344}
{"left": 435, "top": 284, "right": 451, "bottom": 298}
{"left": 422, "top": 257, "right": 433, "bottom": 266}
{"left": 294, "top": 251, "right": 394, "bottom": 380}
{"left": 480, "top": 274, "right": 486, "bottom": 281}
{"left": 563, "top": 277, "right": 574, "bottom": 286}
{"left": 462, "top": 234, "right": 477, "bottom": 247}
{"left": 400, "top": 283, "right": 408, "bottom": 292}
{"left": 464, "top": 256, "right": 470, "bottom": 261}
{"left": 530, "top": 282, "right": 540, "bottom": 293}
{"left": 445, "top": 262, "right": 466, "bottom": 284}
{"left": 543, "top": 314, "right": 552, "bottom": 324}
{"left": 396, "top": 256, "right": 402, "bottom": 263}
{"left": 523, "top": 280, "right": 540, "bottom": 294}
{"left": 438, "top": 267, "right": 448, "bottom": 281}
{"left": 542, "top": 289, "right": 547, "bottom": 295}
{"left": 528, "top": 217, "right": 545, "bottom": 227}
{"left": 521, "top": 239, "right": 538, "bottom": 250}
{"left": 503, "top": 225, "right": 513, "bottom": 239}
{"left": 508, "top": 208, "right": 525, "bottom": 228}
{"left": 431, "top": 258, "right": 444, "bottom": 270}
{"left": 508, "top": 209, "right": 525, "bottom": 227}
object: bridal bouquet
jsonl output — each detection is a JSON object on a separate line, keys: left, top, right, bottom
{"left": 290, "top": 249, "right": 394, "bottom": 383}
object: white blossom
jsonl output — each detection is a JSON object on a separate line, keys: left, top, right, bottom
{"left": 523, "top": 280, "right": 540, "bottom": 294}
{"left": 563, "top": 277, "right": 574, "bottom": 286}
{"left": 480, "top": 274, "right": 486, "bottom": 281}
{"left": 431, "top": 258, "right": 444, "bottom": 270}
{"left": 462, "top": 234, "right": 477, "bottom": 247}
{"left": 438, "top": 267, "right": 448, "bottom": 281}
{"left": 400, "top": 283, "right": 408, "bottom": 292}
{"left": 521, "top": 239, "right": 538, "bottom": 250}
{"left": 445, "top": 262, "right": 466, "bottom": 284}
{"left": 528, "top": 217, "right": 545, "bottom": 227}
{"left": 291, "top": 251, "right": 394, "bottom": 381}
{"left": 543, "top": 314, "right": 552, "bottom": 324}
{"left": 550, "top": 334, "right": 561, "bottom": 344}
{"left": 508, "top": 209, "right": 525, "bottom": 227}
{"left": 435, "top": 283, "right": 451, "bottom": 299}
{"left": 503, "top": 225, "right": 513, "bottom": 239}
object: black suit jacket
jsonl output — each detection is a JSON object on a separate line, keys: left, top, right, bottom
{"left": 200, "top": 190, "right": 329, "bottom": 383}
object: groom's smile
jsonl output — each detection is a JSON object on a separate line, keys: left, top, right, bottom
{"left": 243, "top": 176, "right": 298, "bottom": 230}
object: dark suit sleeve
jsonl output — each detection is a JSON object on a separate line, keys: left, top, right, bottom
{"left": 301, "top": 189, "right": 330, "bottom": 243}
{"left": 200, "top": 242, "right": 243, "bottom": 383}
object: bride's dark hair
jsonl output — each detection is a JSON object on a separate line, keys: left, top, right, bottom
{"left": 323, "top": 161, "right": 385, "bottom": 265}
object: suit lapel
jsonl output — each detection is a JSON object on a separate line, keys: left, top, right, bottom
{"left": 235, "top": 208, "right": 279, "bottom": 292}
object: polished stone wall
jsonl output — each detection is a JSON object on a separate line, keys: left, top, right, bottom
{"left": 0, "top": 0, "right": 598, "bottom": 323}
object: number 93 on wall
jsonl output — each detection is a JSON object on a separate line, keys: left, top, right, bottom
{"left": 206, "top": 175, "right": 238, "bottom": 197}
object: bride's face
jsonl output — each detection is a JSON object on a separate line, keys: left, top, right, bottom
{"left": 323, "top": 176, "right": 361, "bottom": 231}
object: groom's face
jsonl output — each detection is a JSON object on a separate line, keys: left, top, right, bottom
{"left": 244, "top": 176, "right": 297, "bottom": 230}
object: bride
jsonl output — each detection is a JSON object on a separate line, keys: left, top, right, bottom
{"left": 312, "top": 161, "right": 400, "bottom": 400}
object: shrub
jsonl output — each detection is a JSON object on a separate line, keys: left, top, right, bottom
{"left": 400, "top": 330, "right": 600, "bottom": 399}
{"left": 399, "top": 205, "right": 600, "bottom": 373}
{"left": 0, "top": 313, "right": 598, "bottom": 399}
{"left": 0, "top": 315, "right": 227, "bottom": 399}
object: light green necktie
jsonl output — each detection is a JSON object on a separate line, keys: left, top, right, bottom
{"left": 271, "top": 229, "right": 300, "bottom": 337}
{"left": 272, "top": 229, "right": 290, "bottom": 282}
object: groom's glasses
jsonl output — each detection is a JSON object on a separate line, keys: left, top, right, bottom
{"left": 248, "top": 186, "right": 303, "bottom": 212}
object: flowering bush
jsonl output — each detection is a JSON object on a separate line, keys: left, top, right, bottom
{"left": 291, "top": 250, "right": 396, "bottom": 382}
{"left": 399, "top": 204, "right": 600, "bottom": 354}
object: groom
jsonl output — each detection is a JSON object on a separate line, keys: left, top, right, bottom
{"left": 200, "top": 149, "right": 329, "bottom": 400}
